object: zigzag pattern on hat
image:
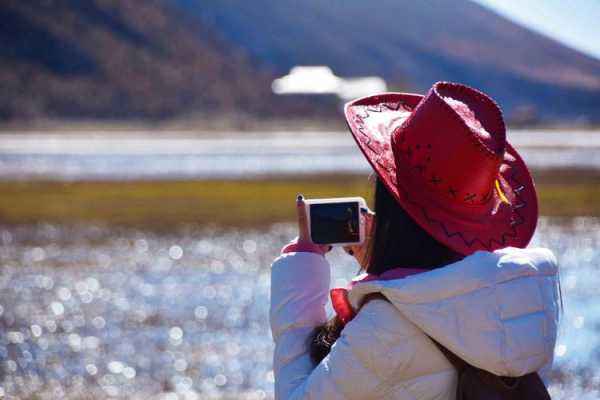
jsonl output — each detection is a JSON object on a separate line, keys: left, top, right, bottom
{"left": 397, "top": 171, "right": 527, "bottom": 251}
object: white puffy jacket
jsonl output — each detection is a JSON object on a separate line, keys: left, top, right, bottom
{"left": 269, "top": 247, "right": 560, "bottom": 400}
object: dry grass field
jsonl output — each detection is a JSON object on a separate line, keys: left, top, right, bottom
{"left": 0, "top": 169, "right": 598, "bottom": 229}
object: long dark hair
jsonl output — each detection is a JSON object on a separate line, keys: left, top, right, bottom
{"left": 309, "top": 177, "right": 463, "bottom": 365}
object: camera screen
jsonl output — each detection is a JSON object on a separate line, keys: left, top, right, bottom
{"left": 309, "top": 202, "right": 360, "bottom": 244}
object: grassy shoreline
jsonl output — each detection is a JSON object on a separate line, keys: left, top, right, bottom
{"left": 1, "top": 172, "right": 598, "bottom": 228}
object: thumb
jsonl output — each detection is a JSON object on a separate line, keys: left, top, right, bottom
{"left": 296, "top": 194, "right": 310, "bottom": 242}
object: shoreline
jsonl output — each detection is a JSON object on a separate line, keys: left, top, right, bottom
{"left": 1, "top": 172, "right": 598, "bottom": 229}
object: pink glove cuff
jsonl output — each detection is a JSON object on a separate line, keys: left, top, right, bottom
{"left": 280, "top": 237, "right": 326, "bottom": 256}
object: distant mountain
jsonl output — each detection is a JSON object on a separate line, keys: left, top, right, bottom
{"left": 172, "top": 0, "right": 600, "bottom": 123}
{"left": 0, "top": 0, "right": 334, "bottom": 123}
{"left": 1, "top": 0, "right": 599, "bottom": 124}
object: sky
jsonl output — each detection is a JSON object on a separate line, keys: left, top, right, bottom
{"left": 472, "top": 0, "right": 600, "bottom": 60}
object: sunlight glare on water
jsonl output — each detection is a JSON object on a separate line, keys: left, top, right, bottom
{"left": 0, "top": 218, "right": 598, "bottom": 399}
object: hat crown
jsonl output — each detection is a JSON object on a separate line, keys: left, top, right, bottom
{"left": 392, "top": 82, "right": 506, "bottom": 207}
{"left": 436, "top": 82, "right": 506, "bottom": 156}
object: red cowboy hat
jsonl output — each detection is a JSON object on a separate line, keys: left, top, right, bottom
{"left": 344, "top": 81, "right": 538, "bottom": 256}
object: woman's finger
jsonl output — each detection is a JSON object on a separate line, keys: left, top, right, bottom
{"left": 361, "top": 208, "right": 375, "bottom": 237}
{"left": 296, "top": 194, "right": 310, "bottom": 242}
{"left": 342, "top": 207, "right": 375, "bottom": 267}
{"left": 342, "top": 245, "right": 355, "bottom": 256}
{"left": 365, "top": 211, "right": 375, "bottom": 234}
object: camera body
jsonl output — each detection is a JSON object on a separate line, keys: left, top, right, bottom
{"left": 304, "top": 197, "right": 367, "bottom": 246}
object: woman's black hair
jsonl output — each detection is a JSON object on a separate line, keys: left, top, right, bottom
{"left": 309, "top": 177, "right": 463, "bottom": 365}
{"left": 366, "top": 177, "right": 463, "bottom": 273}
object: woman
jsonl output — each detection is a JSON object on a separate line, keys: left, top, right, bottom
{"left": 270, "top": 82, "right": 561, "bottom": 399}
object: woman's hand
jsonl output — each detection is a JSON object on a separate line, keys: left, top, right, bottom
{"left": 295, "top": 194, "right": 332, "bottom": 255}
{"left": 343, "top": 207, "right": 375, "bottom": 269}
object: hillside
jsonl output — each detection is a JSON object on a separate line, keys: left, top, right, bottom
{"left": 1, "top": 0, "right": 599, "bottom": 124}
{"left": 0, "top": 0, "right": 335, "bottom": 123}
{"left": 173, "top": 0, "right": 600, "bottom": 123}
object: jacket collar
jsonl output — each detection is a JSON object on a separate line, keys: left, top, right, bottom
{"left": 330, "top": 267, "right": 426, "bottom": 324}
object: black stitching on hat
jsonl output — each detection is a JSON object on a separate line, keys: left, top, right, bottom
{"left": 480, "top": 189, "right": 493, "bottom": 203}
{"left": 464, "top": 193, "right": 477, "bottom": 204}
{"left": 413, "top": 163, "right": 426, "bottom": 174}
{"left": 510, "top": 215, "right": 525, "bottom": 226}
{"left": 400, "top": 147, "right": 413, "bottom": 159}
{"left": 429, "top": 175, "right": 442, "bottom": 186}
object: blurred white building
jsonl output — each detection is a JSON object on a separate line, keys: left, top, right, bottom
{"left": 272, "top": 66, "right": 387, "bottom": 100}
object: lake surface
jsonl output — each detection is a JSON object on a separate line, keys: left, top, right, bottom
{"left": 0, "top": 130, "right": 599, "bottom": 180}
{"left": 1, "top": 219, "right": 599, "bottom": 399}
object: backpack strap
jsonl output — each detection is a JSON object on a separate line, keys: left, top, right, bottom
{"left": 426, "top": 336, "right": 469, "bottom": 373}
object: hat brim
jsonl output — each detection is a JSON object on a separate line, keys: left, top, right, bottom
{"left": 344, "top": 93, "right": 538, "bottom": 256}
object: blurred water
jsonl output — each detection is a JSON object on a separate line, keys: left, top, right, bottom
{"left": 0, "top": 130, "right": 599, "bottom": 180}
{"left": 0, "top": 219, "right": 599, "bottom": 399}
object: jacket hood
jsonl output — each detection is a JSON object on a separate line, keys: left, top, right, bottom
{"left": 347, "top": 247, "right": 561, "bottom": 377}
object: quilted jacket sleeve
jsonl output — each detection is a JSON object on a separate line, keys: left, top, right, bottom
{"left": 270, "top": 252, "right": 385, "bottom": 399}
